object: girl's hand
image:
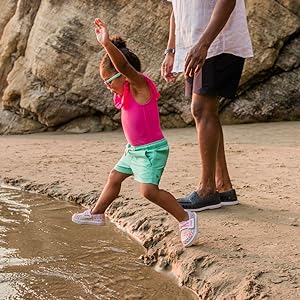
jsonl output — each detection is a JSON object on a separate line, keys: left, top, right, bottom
{"left": 94, "top": 18, "right": 109, "bottom": 46}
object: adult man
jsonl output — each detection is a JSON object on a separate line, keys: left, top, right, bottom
{"left": 161, "top": 0, "right": 253, "bottom": 211}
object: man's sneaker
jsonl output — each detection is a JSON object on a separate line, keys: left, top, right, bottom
{"left": 178, "top": 191, "right": 221, "bottom": 212}
{"left": 72, "top": 209, "right": 105, "bottom": 225}
{"left": 219, "top": 189, "right": 239, "bottom": 206}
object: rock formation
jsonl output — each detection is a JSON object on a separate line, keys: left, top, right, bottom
{"left": 0, "top": 0, "right": 299, "bottom": 134}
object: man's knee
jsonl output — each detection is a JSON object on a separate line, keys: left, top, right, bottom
{"left": 191, "top": 94, "right": 219, "bottom": 122}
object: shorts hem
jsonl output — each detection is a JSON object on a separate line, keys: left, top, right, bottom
{"left": 134, "top": 177, "right": 160, "bottom": 185}
{"left": 114, "top": 166, "right": 133, "bottom": 175}
{"left": 193, "top": 89, "right": 236, "bottom": 99}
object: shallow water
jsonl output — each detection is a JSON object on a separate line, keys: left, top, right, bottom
{"left": 0, "top": 188, "right": 196, "bottom": 300}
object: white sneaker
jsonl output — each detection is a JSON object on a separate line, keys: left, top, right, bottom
{"left": 72, "top": 209, "right": 105, "bottom": 225}
{"left": 179, "top": 211, "right": 198, "bottom": 247}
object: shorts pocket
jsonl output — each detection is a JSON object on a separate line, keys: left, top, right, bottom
{"left": 130, "top": 150, "right": 151, "bottom": 168}
{"left": 145, "top": 146, "right": 169, "bottom": 169}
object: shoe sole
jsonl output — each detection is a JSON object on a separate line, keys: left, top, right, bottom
{"left": 72, "top": 217, "right": 105, "bottom": 225}
{"left": 183, "top": 203, "right": 222, "bottom": 212}
{"left": 220, "top": 201, "right": 239, "bottom": 206}
{"left": 184, "top": 212, "right": 198, "bottom": 247}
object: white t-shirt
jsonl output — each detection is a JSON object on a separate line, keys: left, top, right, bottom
{"left": 167, "top": 0, "right": 253, "bottom": 72}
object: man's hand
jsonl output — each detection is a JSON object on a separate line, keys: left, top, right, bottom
{"left": 161, "top": 53, "right": 176, "bottom": 83}
{"left": 184, "top": 42, "right": 209, "bottom": 77}
{"left": 94, "top": 18, "right": 110, "bottom": 46}
{"left": 184, "top": 0, "right": 237, "bottom": 77}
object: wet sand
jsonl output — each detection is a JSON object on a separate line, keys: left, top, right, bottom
{"left": 0, "top": 122, "right": 300, "bottom": 299}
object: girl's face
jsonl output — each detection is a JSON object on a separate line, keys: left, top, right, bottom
{"left": 100, "top": 68, "right": 126, "bottom": 96}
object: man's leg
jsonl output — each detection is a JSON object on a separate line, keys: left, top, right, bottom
{"left": 191, "top": 93, "right": 220, "bottom": 196}
{"left": 215, "top": 122, "right": 239, "bottom": 205}
{"left": 182, "top": 53, "right": 244, "bottom": 207}
{"left": 178, "top": 92, "right": 237, "bottom": 210}
{"left": 215, "top": 112, "right": 233, "bottom": 193}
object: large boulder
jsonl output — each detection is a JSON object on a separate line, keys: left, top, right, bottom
{"left": 0, "top": 0, "right": 299, "bottom": 134}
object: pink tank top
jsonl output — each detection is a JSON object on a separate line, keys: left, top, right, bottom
{"left": 113, "top": 75, "right": 164, "bottom": 146}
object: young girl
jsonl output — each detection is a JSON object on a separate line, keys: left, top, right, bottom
{"left": 72, "top": 18, "right": 198, "bottom": 247}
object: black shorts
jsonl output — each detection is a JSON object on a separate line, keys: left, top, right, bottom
{"left": 185, "top": 53, "right": 245, "bottom": 99}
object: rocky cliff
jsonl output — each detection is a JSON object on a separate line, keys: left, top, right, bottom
{"left": 0, "top": 0, "right": 299, "bottom": 134}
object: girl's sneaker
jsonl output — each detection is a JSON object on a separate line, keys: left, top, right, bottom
{"left": 72, "top": 209, "right": 105, "bottom": 225}
{"left": 179, "top": 211, "right": 198, "bottom": 247}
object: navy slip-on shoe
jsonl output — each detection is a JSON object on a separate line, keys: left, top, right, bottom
{"left": 178, "top": 191, "right": 221, "bottom": 212}
{"left": 219, "top": 189, "right": 239, "bottom": 206}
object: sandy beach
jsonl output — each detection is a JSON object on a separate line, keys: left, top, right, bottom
{"left": 1, "top": 121, "right": 299, "bottom": 299}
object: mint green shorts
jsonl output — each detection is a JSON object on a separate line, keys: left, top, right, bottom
{"left": 114, "top": 138, "right": 169, "bottom": 185}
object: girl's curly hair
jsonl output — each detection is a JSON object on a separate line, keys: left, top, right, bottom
{"left": 100, "top": 36, "right": 141, "bottom": 72}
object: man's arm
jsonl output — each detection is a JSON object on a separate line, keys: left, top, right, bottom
{"left": 167, "top": 11, "right": 175, "bottom": 49}
{"left": 185, "top": 0, "right": 236, "bottom": 76}
{"left": 200, "top": 0, "right": 236, "bottom": 48}
{"left": 161, "top": 11, "right": 176, "bottom": 82}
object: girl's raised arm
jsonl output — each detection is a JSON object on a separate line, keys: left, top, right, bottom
{"left": 94, "top": 18, "right": 146, "bottom": 89}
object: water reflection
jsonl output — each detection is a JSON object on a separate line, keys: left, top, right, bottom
{"left": 0, "top": 188, "right": 196, "bottom": 300}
